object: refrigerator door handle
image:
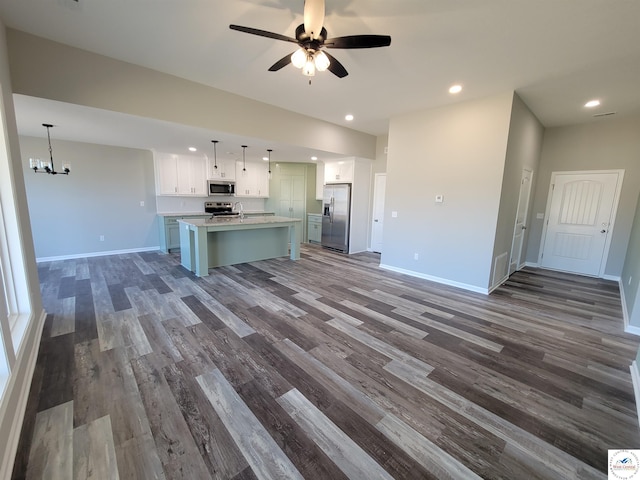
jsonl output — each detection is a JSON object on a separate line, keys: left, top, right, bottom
{"left": 330, "top": 196, "right": 335, "bottom": 223}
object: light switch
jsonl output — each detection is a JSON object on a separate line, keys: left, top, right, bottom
{"left": 435, "top": 195, "right": 444, "bottom": 203}
{"left": 391, "top": 211, "right": 398, "bottom": 218}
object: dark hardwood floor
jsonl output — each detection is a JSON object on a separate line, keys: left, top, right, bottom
{"left": 11, "top": 244, "right": 640, "bottom": 479}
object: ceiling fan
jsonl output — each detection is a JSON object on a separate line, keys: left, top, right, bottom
{"left": 229, "top": 0, "right": 391, "bottom": 79}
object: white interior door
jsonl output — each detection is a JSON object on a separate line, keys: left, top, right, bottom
{"left": 509, "top": 168, "right": 533, "bottom": 275}
{"left": 540, "top": 170, "right": 623, "bottom": 276}
{"left": 371, "top": 173, "right": 386, "bottom": 253}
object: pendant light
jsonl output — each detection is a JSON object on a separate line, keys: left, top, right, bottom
{"left": 29, "top": 123, "right": 70, "bottom": 175}
{"left": 211, "top": 140, "right": 218, "bottom": 171}
{"left": 267, "top": 149, "right": 272, "bottom": 179}
{"left": 241, "top": 145, "right": 247, "bottom": 176}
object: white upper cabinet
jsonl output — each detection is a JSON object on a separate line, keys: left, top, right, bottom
{"left": 324, "top": 159, "right": 354, "bottom": 183}
{"left": 207, "top": 158, "right": 236, "bottom": 181}
{"left": 235, "top": 161, "right": 270, "bottom": 197}
{"left": 155, "top": 152, "right": 207, "bottom": 196}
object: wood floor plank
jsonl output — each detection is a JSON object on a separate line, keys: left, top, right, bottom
{"left": 277, "top": 388, "right": 395, "bottom": 480}
{"left": 26, "top": 400, "right": 73, "bottom": 480}
{"left": 72, "top": 415, "right": 119, "bottom": 480}
{"left": 196, "top": 369, "right": 305, "bottom": 480}
{"left": 162, "top": 362, "right": 251, "bottom": 479}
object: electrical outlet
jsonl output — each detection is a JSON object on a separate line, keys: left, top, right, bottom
{"left": 414, "top": 253, "right": 419, "bottom": 260}
{"left": 99, "top": 235, "right": 105, "bottom": 242}
{"left": 140, "top": 201, "right": 145, "bottom": 207}
{"left": 392, "top": 211, "right": 398, "bottom": 218}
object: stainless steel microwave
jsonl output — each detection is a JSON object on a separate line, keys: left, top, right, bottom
{"left": 208, "top": 180, "right": 235, "bottom": 196}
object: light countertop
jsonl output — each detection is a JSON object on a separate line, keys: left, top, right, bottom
{"left": 177, "top": 216, "right": 300, "bottom": 229}
{"left": 158, "top": 211, "right": 274, "bottom": 217}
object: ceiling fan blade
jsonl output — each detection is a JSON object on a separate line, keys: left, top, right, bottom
{"left": 229, "top": 24, "right": 298, "bottom": 44}
{"left": 325, "top": 35, "right": 392, "bottom": 49}
{"left": 303, "top": 0, "right": 325, "bottom": 40}
{"left": 323, "top": 51, "right": 348, "bottom": 78}
{"left": 269, "top": 53, "right": 294, "bottom": 72}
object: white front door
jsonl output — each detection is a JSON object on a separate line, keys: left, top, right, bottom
{"left": 509, "top": 168, "right": 533, "bottom": 275}
{"left": 540, "top": 170, "right": 623, "bottom": 276}
{"left": 371, "top": 174, "right": 386, "bottom": 253}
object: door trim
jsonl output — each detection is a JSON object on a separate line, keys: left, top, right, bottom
{"left": 538, "top": 169, "right": 624, "bottom": 277}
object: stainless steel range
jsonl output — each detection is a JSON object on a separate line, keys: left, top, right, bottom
{"left": 204, "top": 201, "right": 236, "bottom": 217}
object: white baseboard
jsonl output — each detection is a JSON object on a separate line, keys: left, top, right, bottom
{"left": 630, "top": 361, "right": 640, "bottom": 428}
{"left": 603, "top": 274, "right": 622, "bottom": 282}
{"left": 525, "top": 261, "right": 539, "bottom": 268}
{"left": 0, "top": 308, "right": 47, "bottom": 479}
{"left": 36, "top": 246, "right": 160, "bottom": 263}
{"left": 379, "top": 263, "right": 489, "bottom": 295}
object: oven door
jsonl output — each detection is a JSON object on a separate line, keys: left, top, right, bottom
{"left": 208, "top": 181, "right": 235, "bottom": 196}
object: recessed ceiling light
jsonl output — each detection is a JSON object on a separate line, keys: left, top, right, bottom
{"left": 585, "top": 100, "right": 600, "bottom": 108}
{"left": 311, "top": 156, "right": 318, "bottom": 161}
{"left": 188, "top": 147, "right": 197, "bottom": 152}
{"left": 262, "top": 156, "right": 269, "bottom": 161}
{"left": 449, "top": 84, "right": 462, "bottom": 94}
{"left": 345, "top": 114, "right": 354, "bottom": 121}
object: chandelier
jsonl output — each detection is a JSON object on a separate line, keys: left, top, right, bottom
{"left": 29, "top": 124, "right": 70, "bottom": 175}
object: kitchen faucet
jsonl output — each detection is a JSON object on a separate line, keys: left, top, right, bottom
{"left": 233, "top": 201, "right": 244, "bottom": 221}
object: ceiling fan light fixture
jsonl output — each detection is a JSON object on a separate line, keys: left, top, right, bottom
{"left": 291, "top": 48, "right": 307, "bottom": 69}
{"left": 314, "top": 50, "right": 330, "bottom": 72}
{"left": 302, "top": 57, "right": 316, "bottom": 76}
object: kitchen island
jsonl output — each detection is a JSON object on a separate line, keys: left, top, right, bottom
{"left": 176, "top": 216, "right": 301, "bottom": 276}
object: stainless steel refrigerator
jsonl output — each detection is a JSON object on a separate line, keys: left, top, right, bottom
{"left": 321, "top": 183, "right": 351, "bottom": 253}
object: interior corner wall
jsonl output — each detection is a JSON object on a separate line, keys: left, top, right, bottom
{"left": 20, "top": 136, "right": 158, "bottom": 259}
{"left": 525, "top": 114, "right": 640, "bottom": 277}
{"left": 622, "top": 192, "right": 640, "bottom": 328}
{"left": 381, "top": 92, "right": 514, "bottom": 291}
{"left": 490, "top": 93, "right": 544, "bottom": 288}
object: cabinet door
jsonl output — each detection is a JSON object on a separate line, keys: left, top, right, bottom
{"left": 325, "top": 160, "right": 354, "bottom": 183}
{"left": 236, "top": 161, "right": 269, "bottom": 197}
{"left": 188, "top": 156, "right": 207, "bottom": 195}
{"left": 308, "top": 217, "right": 322, "bottom": 243}
{"left": 167, "top": 224, "right": 181, "bottom": 250}
{"left": 208, "top": 158, "right": 236, "bottom": 180}
{"left": 156, "top": 153, "right": 179, "bottom": 195}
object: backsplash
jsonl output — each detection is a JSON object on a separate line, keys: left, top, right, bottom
{"left": 156, "top": 195, "right": 266, "bottom": 214}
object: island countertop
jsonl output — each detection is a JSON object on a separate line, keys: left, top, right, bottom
{"left": 177, "top": 215, "right": 300, "bottom": 229}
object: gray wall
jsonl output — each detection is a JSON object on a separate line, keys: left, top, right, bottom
{"left": 525, "top": 114, "right": 640, "bottom": 277}
{"left": 382, "top": 92, "right": 514, "bottom": 291}
{"left": 7, "top": 29, "right": 376, "bottom": 161}
{"left": 623, "top": 192, "right": 640, "bottom": 327}
{"left": 21, "top": 136, "right": 159, "bottom": 259}
{"left": 490, "top": 94, "right": 544, "bottom": 287}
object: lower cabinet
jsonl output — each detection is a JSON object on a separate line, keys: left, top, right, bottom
{"left": 159, "top": 215, "right": 207, "bottom": 252}
{"left": 308, "top": 214, "right": 322, "bottom": 244}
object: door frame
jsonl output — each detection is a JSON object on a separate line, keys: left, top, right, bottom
{"left": 370, "top": 173, "right": 386, "bottom": 253}
{"left": 509, "top": 168, "right": 534, "bottom": 275}
{"left": 538, "top": 169, "right": 624, "bottom": 277}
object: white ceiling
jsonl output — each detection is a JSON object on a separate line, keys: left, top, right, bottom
{"left": 2, "top": 0, "right": 640, "bottom": 159}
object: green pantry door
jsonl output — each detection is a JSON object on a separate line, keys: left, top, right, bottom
{"left": 269, "top": 164, "right": 307, "bottom": 241}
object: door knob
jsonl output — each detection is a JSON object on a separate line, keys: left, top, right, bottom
{"left": 374, "top": 219, "right": 379, "bottom": 222}
{"left": 601, "top": 229, "right": 607, "bottom": 233}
